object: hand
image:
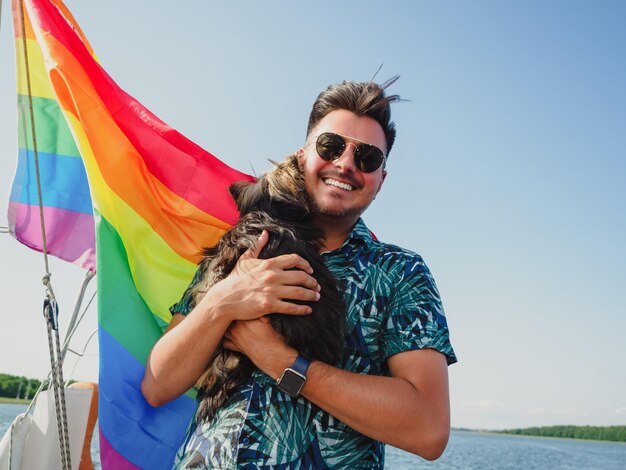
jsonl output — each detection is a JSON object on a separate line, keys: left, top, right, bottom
{"left": 223, "top": 317, "right": 298, "bottom": 380}
{"left": 199, "top": 230, "right": 321, "bottom": 323}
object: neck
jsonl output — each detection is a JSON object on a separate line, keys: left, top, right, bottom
{"left": 313, "top": 214, "right": 358, "bottom": 252}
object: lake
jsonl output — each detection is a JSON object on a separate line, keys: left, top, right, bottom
{"left": 1, "top": 403, "right": 624, "bottom": 469}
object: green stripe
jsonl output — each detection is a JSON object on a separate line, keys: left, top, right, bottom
{"left": 17, "top": 94, "right": 81, "bottom": 157}
{"left": 96, "top": 211, "right": 196, "bottom": 399}
{"left": 96, "top": 210, "right": 163, "bottom": 363}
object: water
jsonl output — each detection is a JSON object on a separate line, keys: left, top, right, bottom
{"left": 386, "top": 431, "right": 626, "bottom": 469}
{"left": 2, "top": 403, "right": 624, "bottom": 469}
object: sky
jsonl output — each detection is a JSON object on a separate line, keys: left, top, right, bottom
{"left": 0, "top": 0, "right": 625, "bottom": 430}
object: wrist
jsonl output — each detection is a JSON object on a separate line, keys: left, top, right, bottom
{"left": 276, "top": 355, "right": 312, "bottom": 398}
{"left": 194, "top": 300, "right": 233, "bottom": 335}
{"left": 197, "top": 284, "right": 236, "bottom": 325}
{"left": 266, "top": 347, "right": 298, "bottom": 381}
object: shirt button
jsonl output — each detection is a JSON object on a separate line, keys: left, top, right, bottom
{"left": 259, "top": 381, "right": 266, "bottom": 388}
{"left": 242, "top": 437, "right": 250, "bottom": 446}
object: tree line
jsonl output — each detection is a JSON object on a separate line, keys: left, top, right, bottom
{"left": 0, "top": 373, "right": 42, "bottom": 400}
{"left": 498, "top": 425, "right": 626, "bottom": 442}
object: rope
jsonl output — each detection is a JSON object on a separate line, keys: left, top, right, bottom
{"left": 44, "top": 299, "right": 72, "bottom": 470}
{"left": 18, "top": 0, "right": 52, "bottom": 280}
{"left": 54, "top": 323, "right": 72, "bottom": 468}
{"left": 18, "top": 1, "right": 70, "bottom": 467}
{"left": 23, "top": 282, "right": 97, "bottom": 417}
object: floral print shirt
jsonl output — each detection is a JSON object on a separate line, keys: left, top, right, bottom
{"left": 171, "top": 218, "right": 457, "bottom": 469}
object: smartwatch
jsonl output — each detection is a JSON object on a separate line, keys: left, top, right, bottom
{"left": 276, "top": 355, "right": 311, "bottom": 398}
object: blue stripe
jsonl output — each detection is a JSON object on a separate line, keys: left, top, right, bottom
{"left": 99, "top": 328, "right": 196, "bottom": 469}
{"left": 9, "top": 148, "right": 93, "bottom": 214}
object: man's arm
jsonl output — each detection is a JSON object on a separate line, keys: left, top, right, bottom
{"left": 303, "top": 349, "right": 450, "bottom": 460}
{"left": 141, "top": 231, "right": 321, "bottom": 407}
{"left": 224, "top": 319, "right": 451, "bottom": 461}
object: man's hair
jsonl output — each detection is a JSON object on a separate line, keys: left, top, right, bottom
{"left": 306, "top": 76, "right": 401, "bottom": 155}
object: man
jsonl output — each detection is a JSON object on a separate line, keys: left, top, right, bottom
{"left": 142, "top": 78, "right": 457, "bottom": 469}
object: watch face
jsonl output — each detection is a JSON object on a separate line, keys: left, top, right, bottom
{"left": 278, "top": 369, "right": 305, "bottom": 397}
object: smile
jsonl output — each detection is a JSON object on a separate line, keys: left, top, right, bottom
{"left": 323, "top": 178, "right": 354, "bottom": 191}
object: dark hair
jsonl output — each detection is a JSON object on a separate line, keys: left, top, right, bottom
{"left": 192, "top": 156, "right": 346, "bottom": 423}
{"left": 306, "top": 76, "right": 401, "bottom": 155}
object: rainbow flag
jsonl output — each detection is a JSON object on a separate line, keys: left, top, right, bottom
{"left": 9, "top": 0, "right": 95, "bottom": 269}
{"left": 9, "top": 0, "right": 253, "bottom": 467}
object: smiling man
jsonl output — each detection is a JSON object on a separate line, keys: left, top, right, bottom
{"left": 142, "top": 78, "right": 457, "bottom": 469}
{"left": 300, "top": 109, "right": 388, "bottom": 239}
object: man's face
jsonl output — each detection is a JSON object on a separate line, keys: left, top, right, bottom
{"left": 299, "top": 110, "right": 387, "bottom": 223}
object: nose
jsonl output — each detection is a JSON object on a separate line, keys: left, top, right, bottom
{"left": 333, "top": 142, "right": 358, "bottom": 172}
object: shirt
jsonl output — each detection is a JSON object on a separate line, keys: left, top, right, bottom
{"left": 172, "top": 218, "right": 457, "bottom": 469}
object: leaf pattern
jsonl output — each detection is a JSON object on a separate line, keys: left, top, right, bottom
{"left": 173, "top": 219, "right": 456, "bottom": 469}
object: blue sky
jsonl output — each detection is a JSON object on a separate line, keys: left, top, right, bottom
{"left": 0, "top": 1, "right": 624, "bottom": 430}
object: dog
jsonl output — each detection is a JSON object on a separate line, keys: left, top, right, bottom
{"left": 188, "top": 155, "right": 346, "bottom": 423}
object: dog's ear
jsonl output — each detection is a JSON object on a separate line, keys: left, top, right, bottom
{"left": 228, "top": 181, "right": 247, "bottom": 206}
{"left": 229, "top": 180, "right": 269, "bottom": 214}
{"left": 266, "top": 156, "right": 309, "bottom": 211}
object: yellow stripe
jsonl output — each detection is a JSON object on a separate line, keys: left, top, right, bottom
{"left": 66, "top": 113, "right": 197, "bottom": 322}
{"left": 15, "top": 38, "right": 57, "bottom": 100}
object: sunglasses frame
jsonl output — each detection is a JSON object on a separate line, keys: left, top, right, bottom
{"left": 314, "top": 132, "right": 386, "bottom": 173}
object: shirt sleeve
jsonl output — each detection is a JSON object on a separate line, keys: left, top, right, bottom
{"left": 169, "top": 264, "right": 205, "bottom": 316}
{"left": 381, "top": 256, "right": 457, "bottom": 365}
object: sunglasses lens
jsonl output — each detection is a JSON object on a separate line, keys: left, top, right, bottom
{"left": 316, "top": 132, "right": 385, "bottom": 172}
{"left": 354, "top": 145, "right": 385, "bottom": 173}
{"left": 316, "top": 133, "right": 346, "bottom": 161}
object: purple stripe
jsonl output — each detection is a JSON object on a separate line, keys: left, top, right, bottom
{"left": 8, "top": 201, "right": 96, "bottom": 271}
{"left": 99, "top": 430, "right": 141, "bottom": 470}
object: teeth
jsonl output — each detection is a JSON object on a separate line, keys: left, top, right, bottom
{"left": 324, "top": 178, "right": 354, "bottom": 191}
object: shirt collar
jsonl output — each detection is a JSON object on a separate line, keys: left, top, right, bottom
{"left": 346, "top": 218, "right": 373, "bottom": 245}
{"left": 322, "top": 218, "right": 372, "bottom": 255}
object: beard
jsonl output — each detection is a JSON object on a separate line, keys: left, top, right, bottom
{"left": 309, "top": 194, "right": 371, "bottom": 221}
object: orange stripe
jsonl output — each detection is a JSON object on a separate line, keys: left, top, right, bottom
{"left": 46, "top": 36, "right": 231, "bottom": 263}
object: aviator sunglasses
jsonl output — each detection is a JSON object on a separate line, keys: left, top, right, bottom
{"left": 315, "top": 132, "right": 386, "bottom": 173}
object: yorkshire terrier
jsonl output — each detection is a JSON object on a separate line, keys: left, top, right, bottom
{"left": 188, "top": 155, "right": 346, "bottom": 423}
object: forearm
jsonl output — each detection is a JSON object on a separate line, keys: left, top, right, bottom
{"left": 304, "top": 361, "right": 449, "bottom": 459}
{"left": 142, "top": 245, "right": 320, "bottom": 407}
{"left": 141, "top": 305, "right": 231, "bottom": 407}
{"left": 259, "top": 348, "right": 450, "bottom": 461}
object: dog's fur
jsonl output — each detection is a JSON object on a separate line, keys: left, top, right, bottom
{"left": 189, "top": 155, "right": 346, "bottom": 423}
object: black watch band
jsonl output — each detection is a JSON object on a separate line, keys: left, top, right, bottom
{"left": 276, "top": 355, "right": 311, "bottom": 398}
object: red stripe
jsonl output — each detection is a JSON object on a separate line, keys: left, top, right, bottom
{"left": 27, "top": 0, "right": 253, "bottom": 225}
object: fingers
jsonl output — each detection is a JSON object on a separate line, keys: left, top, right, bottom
{"left": 277, "top": 286, "right": 321, "bottom": 303}
{"left": 279, "top": 269, "right": 321, "bottom": 292}
{"left": 273, "top": 300, "right": 313, "bottom": 316}
{"left": 272, "top": 253, "right": 314, "bottom": 275}
{"left": 240, "top": 230, "right": 269, "bottom": 260}
{"left": 223, "top": 328, "right": 236, "bottom": 351}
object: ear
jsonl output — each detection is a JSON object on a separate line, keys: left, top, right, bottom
{"left": 228, "top": 181, "right": 247, "bottom": 204}
{"left": 376, "top": 169, "right": 387, "bottom": 195}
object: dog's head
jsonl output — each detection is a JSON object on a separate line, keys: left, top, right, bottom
{"left": 229, "top": 154, "right": 309, "bottom": 223}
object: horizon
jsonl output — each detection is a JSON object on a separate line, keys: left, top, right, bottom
{"left": 0, "top": 0, "right": 624, "bottom": 431}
